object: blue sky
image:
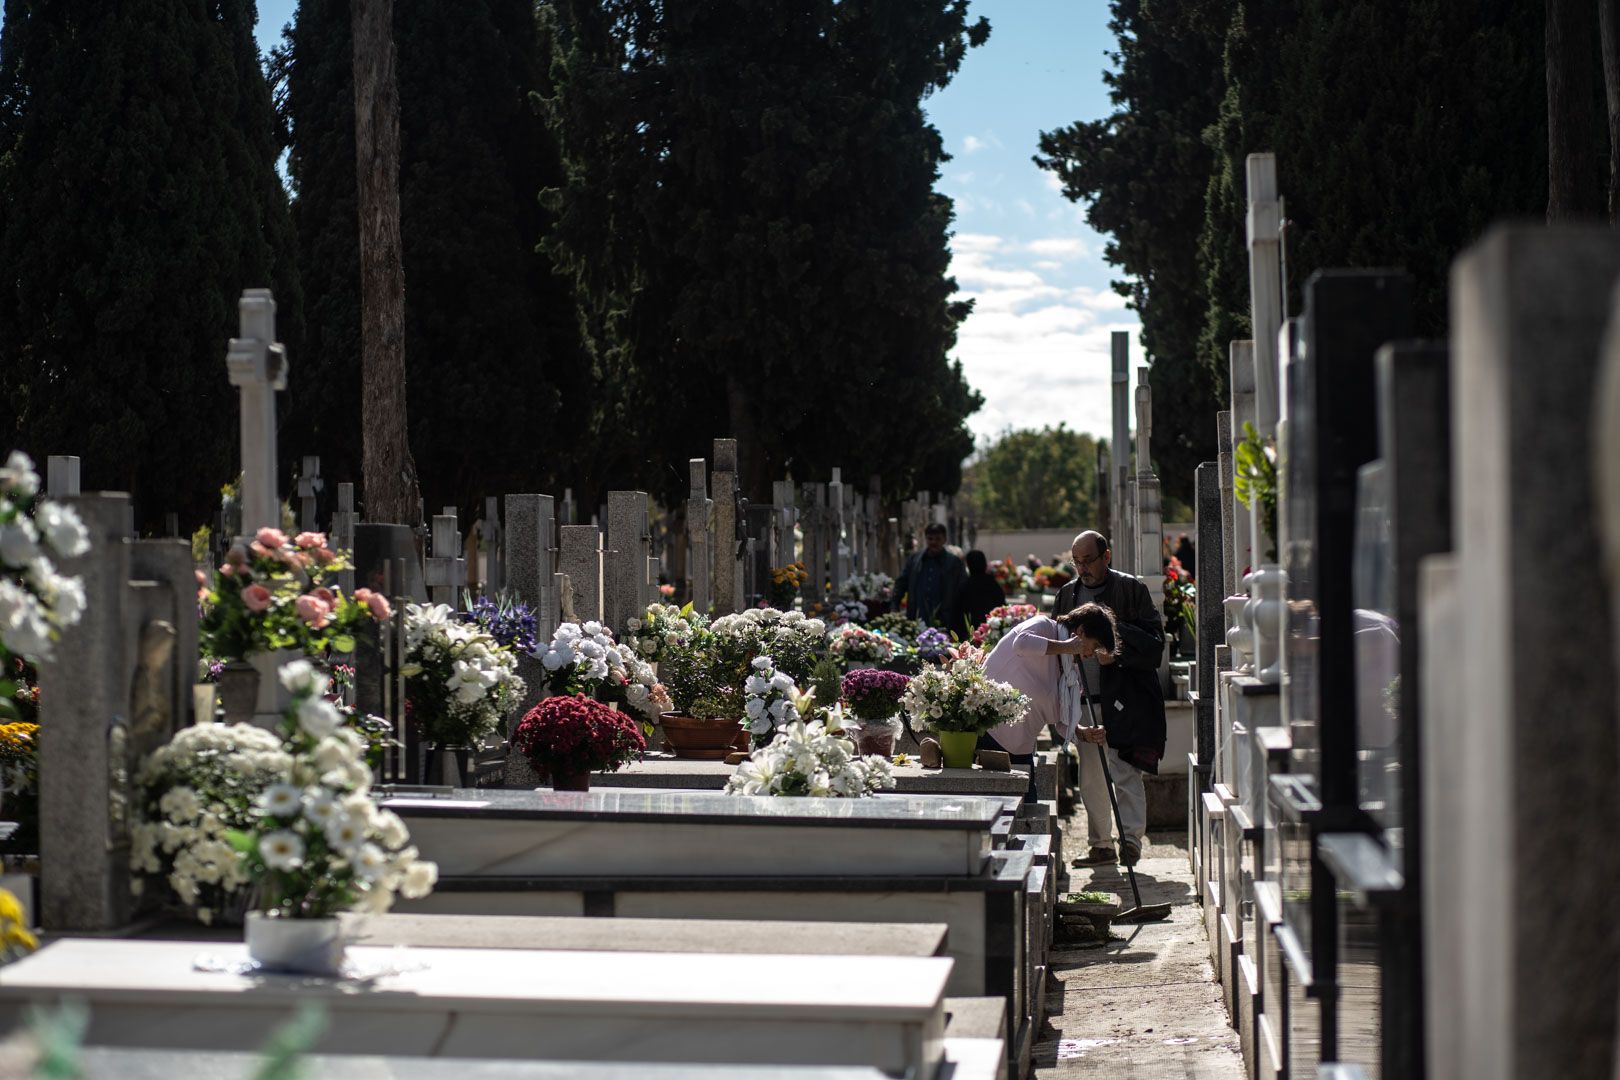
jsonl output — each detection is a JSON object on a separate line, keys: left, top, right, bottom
{"left": 252, "top": 1, "right": 1136, "bottom": 447}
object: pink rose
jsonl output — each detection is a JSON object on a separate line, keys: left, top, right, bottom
{"left": 256, "top": 527, "right": 288, "bottom": 549}
{"left": 242, "top": 584, "right": 273, "bottom": 613}
{"left": 224, "top": 545, "right": 249, "bottom": 569}
{"left": 295, "top": 594, "right": 332, "bottom": 629}
{"left": 313, "top": 547, "right": 336, "bottom": 565}
{"left": 312, "top": 587, "right": 335, "bottom": 605}
{"left": 354, "top": 588, "right": 392, "bottom": 620}
{"left": 294, "top": 531, "right": 327, "bottom": 550}
{"left": 218, "top": 563, "right": 235, "bottom": 577}
{"left": 194, "top": 569, "right": 208, "bottom": 586}
{"left": 249, "top": 541, "right": 272, "bottom": 560}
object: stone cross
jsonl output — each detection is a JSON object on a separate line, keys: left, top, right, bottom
{"left": 560, "top": 488, "right": 577, "bottom": 527}
{"left": 560, "top": 525, "right": 604, "bottom": 622}
{"left": 711, "top": 439, "right": 741, "bottom": 613}
{"left": 46, "top": 456, "right": 80, "bottom": 497}
{"left": 482, "top": 496, "right": 505, "bottom": 596}
{"left": 686, "top": 460, "right": 712, "bottom": 613}
{"left": 827, "top": 469, "right": 847, "bottom": 599}
{"left": 606, "top": 491, "right": 651, "bottom": 636}
{"left": 1246, "top": 153, "right": 1283, "bottom": 432}
{"left": 1110, "top": 331, "right": 1130, "bottom": 569}
{"left": 423, "top": 511, "right": 466, "bottom": 607}
{"left": 38, "top": 494, "right": 196, "bottom": 931}
{"left": 224, "top": 288, "right": 287, "bottom": 541}
{"left": 296, "top": 456, "right": 323, "bottom": 533}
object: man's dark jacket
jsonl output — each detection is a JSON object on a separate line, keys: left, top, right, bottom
{"left": 1055, "top": 568, "right": 1167, "bottom": 772}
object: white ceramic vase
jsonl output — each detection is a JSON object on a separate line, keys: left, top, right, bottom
{"left": 245, "top": 911, "right": 345, "bottom": 976}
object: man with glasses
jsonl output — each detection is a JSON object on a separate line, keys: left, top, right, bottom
{"left": 1050, "top": 530, "right": 1166, "bottom": 868}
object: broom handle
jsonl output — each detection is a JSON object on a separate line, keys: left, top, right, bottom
{"left": 1080, "top": 674, "right": 1146, "bottom": 912}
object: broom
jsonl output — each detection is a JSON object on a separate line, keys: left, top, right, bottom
{"left": 1077, "top": 671, "right": 1172, "bottom": 924}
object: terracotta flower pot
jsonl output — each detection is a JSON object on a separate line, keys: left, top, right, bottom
{"left": 659, "top": 713, "right": 745, "bottom": 761}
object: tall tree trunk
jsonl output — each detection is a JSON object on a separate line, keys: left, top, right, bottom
{"left": 352, "top": 0, "right": 420, "bottom": 525}
{"left": 1547, "top": 0, "right": 1603, "bottom": 221}
{"left": 1601, "top": 0, "right": 1620, "bottom": 221}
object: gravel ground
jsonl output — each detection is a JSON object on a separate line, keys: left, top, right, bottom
{"left": 1032, "top": 813, "right": 1245, "bottom": 1080}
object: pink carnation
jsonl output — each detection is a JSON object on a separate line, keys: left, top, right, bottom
{"left": 295, "top": 593, "right": 332, "bottom": 629}
{"left": 242, "top": 584, "right": 273, "bottom": 613}
{"left": 256, "top": 527, "right": 288, "bottom": 549}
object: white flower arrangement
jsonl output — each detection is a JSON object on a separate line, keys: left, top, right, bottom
{"left": 403, "top": 603, "right": 525, "bottom": 746}
{"left": 839, "top": 572, "right": 894, "bottom": 603}
{"left": 710, "top": 607, "right": 826, "bottom": 680}
{"left": 0, "top": 451, "right": 89, "bottom": 664}
{"left": 623, "top": 602, "right": 707, "bottom": 664}
{"left": 832, "top": 599, "right": 867, "bottom": 624}
{"left": 228, "top": 660, "right": 437, "bottom": 917}
{"left": 724, "top": 719, "right": 895, "bottom": 798}
{"left": 742, "top": 655, "right": 800, "bottom": 740}
{"left": 537, "top": 619, "right": 667, "bottom": 721}
{"left": 901, "top": 659, "right": 1029, "bottom": 735}
{"left": 133, "top": 722, "right": 296, "bottom": 924}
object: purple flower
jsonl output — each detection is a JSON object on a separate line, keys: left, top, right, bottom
{"left": 915, "top": 627, "right": 950, "bottom": 660}
{"left": 841, "top": 668, "right": 910, "bottom": 720}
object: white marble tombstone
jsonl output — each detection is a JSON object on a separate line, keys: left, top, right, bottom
{"left": 46, "top": 455, "right": 80, "bottom": 498}
{"left": 423, "top": 512, "right": 465, "bottom": 607}
{"left": 1228, "top": 340, "right": 1256, "bottom": 578}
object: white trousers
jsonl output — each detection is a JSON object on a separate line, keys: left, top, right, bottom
{"left": 1078, "top": 742, "right": 1148, "bottom": 848}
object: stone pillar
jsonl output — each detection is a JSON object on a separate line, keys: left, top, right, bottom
{"left": 1247, "top": 153, "right": 1283, "bottom": 432}
{"left": 1111, "top": 331, "right": 1130, "bottom": 564}
{"left": 1229, "top": 340, "right": 1256, "bottom": 574}
{"left": 224, "top": 289, "right": 286, "bottom": 541}
{"left": 46, "top": 456, "right": 80, "bottom": 498}
{"left": 1432, "top": 226, "right": 1620, "bottom": 1080}
{"left": 560, "top": 524, "right": 604, "bottom": 623}
{"left": 296, "top": 456, "right": 323, "bottom": 533}
{"left": 504, "top": 494, "right": 555, "bottom": 610}
{"left": 1217, "top": 412, "right": 1236, "bottom": 600}
{"left": 686, "top": 460, "right": 712, "bottom": 613}
{"left": 332, "top": 483, "right": 358, "bottom": 594}
{"left": 712, "top": 439, "right": 740, "bottom": 614}
{"left": 1194, "top": 461, "right": 1223, "bottom": 776}
{"left": 828, "top": 469, "right": 846, "bottom": 598}
{"left": 482, "top": 496, "right": 504, "bottom": 596}
{"left": 1134, "top": 365, "right": 1162, "bottom": 577}
{"left": 606, "top": 491, "right": 650, "bottom": 635}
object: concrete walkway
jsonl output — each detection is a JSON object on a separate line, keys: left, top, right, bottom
{"left": 1033, "top": 817, "right": 1243, "bottom": 1079}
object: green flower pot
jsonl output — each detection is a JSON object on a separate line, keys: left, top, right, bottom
{"left": 937, "top": 730, "right": 977, "bottom": 769}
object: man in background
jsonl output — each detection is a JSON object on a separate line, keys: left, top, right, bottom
{"left": 895, "top": 522, "right": 967, "bottom": 629}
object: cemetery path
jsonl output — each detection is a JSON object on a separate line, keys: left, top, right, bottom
{"left": 1032, "top": 819, "right": 1243, "bottom": 1079}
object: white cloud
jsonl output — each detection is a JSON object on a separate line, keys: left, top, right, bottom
{"left": 1042, "top": 171, "right": 1064, "bottom": 195}
{"left": 947, "top": 244, "right": 1141, "bottom": 442}
{"left": 1025, "top": 237, "right": 1089, "bottom": 259}
{"left": 963, "top": 134, "right": 986, "bottom": 154}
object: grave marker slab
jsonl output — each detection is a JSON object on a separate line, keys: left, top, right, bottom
{"left": 559, "top": 525, "right": 604, "bottom": 623}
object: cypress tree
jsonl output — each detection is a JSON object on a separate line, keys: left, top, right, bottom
{"left": 542, "top": 0, "right": 987, "bottom": 503}
{"left": 279, "top": 0, "right": 588, "bottom": 520}
{"left": 0, "top": 0, "right": 300, "bottom": 531}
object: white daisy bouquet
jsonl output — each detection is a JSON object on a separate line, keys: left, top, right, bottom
{"left": 227, "top": 660, "right": 437, "bottom": 918}
{"left": 132, "top": 721, "right": 293, "bottom": 925}
{"left": 724, "top": 719, "right": 895, "bottom": 798}
{"left": 0, "top": 450, "right": 89, "bottom": 671}
{"left": 743, "top": 655, "right": 801, "bottom": 743}
{"left": 623, "top": 602, "right": 707, "bottom": 664}
{"left": 403, "top": 602, "right": 526, "bottom": 747}
{"left": 902, "top": 659, "right": 1028, "bottom": 735}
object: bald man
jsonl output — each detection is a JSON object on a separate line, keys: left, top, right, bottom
{"left": 1051, "top": 530, "right": 1166, "bottom": 868}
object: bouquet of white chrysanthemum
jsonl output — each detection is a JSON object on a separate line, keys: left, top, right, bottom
{"left": 742, "top": 655, "right": 801, "bottom": 743}
{"left": 901, "top": 659, "right": 1028, "bottom": 735}
{"left": 403, "top": 603, "right": 526, "bottom": 746}
{"left": 133, "top": 721, "right": 294, "bottom": 925}
{"left": 0, "top": 451, "right": 89, "bottom": 668}
{"left": 624, "top": 602, "right": 707, "bottom": 664}
{"left": 710, "top": 607, "right": 826, "bottom": 683}
{"left": 724, "top": 719, "right": 895, "bottom": 798}
{"left": 227, "top": 660, "right": 437, "bottom": 918}
{"left": 839, "top": 572, "right": 894, "bottom": 604}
